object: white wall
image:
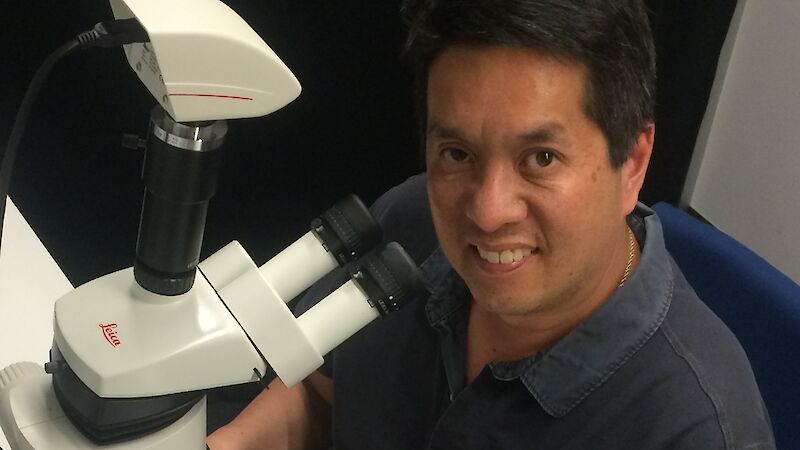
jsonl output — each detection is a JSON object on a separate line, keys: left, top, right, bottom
{"left": 683, "top": 0, "right": 800, "bottom": 284}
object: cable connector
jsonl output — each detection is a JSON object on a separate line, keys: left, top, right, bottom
{"left": 76, "top": 18, "right": 150, "bottom": 49}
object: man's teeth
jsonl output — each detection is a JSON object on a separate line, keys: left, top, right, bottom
{"left": 477, "top": 247, "right": 533, "bottom": 264}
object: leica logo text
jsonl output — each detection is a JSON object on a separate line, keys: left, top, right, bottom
{"left": 100, "top": 323, "right": 121, "bottom": 347}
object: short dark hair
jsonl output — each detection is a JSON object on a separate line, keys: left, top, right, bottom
{"left": 401, "top": 0, "right": 656, "bottom": 167}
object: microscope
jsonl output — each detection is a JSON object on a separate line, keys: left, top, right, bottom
{"left": 0, "top": 0, "right": 424, "bottom": 448}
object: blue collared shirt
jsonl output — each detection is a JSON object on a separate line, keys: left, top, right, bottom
{"left": 297, "top": 173, "right": 775, "bottom": 449}
{"left": 422, "top": 205, "right": 670, "bottom": 418}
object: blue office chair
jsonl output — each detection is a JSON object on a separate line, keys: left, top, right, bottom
{"left": 652, "top": 202, "right": 800, "bottom": 449}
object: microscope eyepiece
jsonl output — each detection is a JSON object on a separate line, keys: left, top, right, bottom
{"left": 312, "top": 194, "right": 381, "bottom": 266}
{"left": 350, "top": 241, "right": 426, "bottom": 316}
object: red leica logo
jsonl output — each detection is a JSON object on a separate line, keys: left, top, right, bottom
{"left": 100, "top": 323, "right": 121, "bottom": 347}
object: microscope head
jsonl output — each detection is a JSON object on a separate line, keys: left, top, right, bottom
{"left": 109, "top": 0, "right": 302, "bottom": 122}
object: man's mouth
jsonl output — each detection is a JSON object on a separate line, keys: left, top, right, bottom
{"left": 476, "top": 246, "right": 535, "bottom": 264}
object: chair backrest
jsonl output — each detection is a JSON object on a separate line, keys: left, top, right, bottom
{"left": 652, "top": 202, "right": 800, "bottom": 449}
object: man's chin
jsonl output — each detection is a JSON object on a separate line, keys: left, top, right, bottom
{"left": 468, "top": 288, "right": 555, "bottom": 318}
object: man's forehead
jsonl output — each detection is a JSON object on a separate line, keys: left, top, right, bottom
{"left": 426, "top": 118, "right": 567, "bottom": 144}
{"left": 424, "top": 44, "right": 595, "bottom": 144}
{"left": 425, "top": 45, "right": 589, "bottom": 110}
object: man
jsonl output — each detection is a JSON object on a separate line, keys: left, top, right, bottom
{"left": 209, "top": 0, "right": 775, "bottom": 448}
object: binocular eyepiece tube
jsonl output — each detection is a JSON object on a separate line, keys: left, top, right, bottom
{"left": 200, "top": 195, "right": 424, "bottom": 387}
{"left": 259, "top": 194, "right": 382, "bottom": 303}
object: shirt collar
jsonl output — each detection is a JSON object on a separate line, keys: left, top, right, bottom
{"left": 421, "top": 247, "right": 467, "bottom": 327}
{"left": 420, "top": 203, "right": 675, "bottom": 418}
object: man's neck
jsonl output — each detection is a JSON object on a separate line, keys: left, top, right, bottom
{"left": 465, "top": 300, "right": 584, "bottom": 382}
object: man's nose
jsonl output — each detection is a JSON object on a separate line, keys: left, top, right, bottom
{"left": 466, "top": 167, "right": 527, "bottom": 233}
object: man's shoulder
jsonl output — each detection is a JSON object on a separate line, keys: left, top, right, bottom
{"left": 589, "top": 213, "right": 775, "bottom": 449}
{"left": 637, "top": 262, "right": 775, "bottom": 449}
{"left": 369, "top": 173, "right": 437, "bottom": 266}
{"left": 658, "top": 259, "right": 760, "bottom": 388}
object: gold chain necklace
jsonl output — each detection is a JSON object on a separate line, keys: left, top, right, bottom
{"left": 618, "top": 227, "right": 636, "bottom": 288}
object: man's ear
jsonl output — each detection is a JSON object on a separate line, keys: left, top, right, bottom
{"left": 621, "top": 122, "right": 654, "bottom": 214}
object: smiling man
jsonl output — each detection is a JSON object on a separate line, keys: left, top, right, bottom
{"left": 424, "top": 45, "right": 652, "bottom": 376}
{"left": 209, "top": 1, "right": 775, "bottom": 449}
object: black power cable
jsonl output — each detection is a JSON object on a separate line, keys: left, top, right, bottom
{"left": 0, "top": 18, "right": 148, "bottom": 250}
{"left": 0, "top": 39, "right": 79, "bottom": 245}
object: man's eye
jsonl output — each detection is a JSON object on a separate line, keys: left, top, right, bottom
{"left": 443, "top": 148, "right": 470, "bottom": 163}
{"left": 534, "top": 150, "right": 555, "bottom": 167}
{"left": 520, "top": 149, "right": 559, "bottom": 177}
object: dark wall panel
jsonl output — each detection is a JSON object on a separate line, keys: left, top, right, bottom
{"left": 644, "top": 0, "right": 737, "bottom": 205}
{"left": 2, "top": 1, "right": 736, "bottom": 286}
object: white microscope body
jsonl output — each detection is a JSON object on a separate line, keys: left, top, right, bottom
{"left": 0, "top": 1, "right": 422, "bottom": 448}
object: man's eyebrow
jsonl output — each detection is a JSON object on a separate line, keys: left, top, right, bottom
{"left": 518, "top": 122, "right": 566, "bottom": 144}
{"left": 426, "top": 121, "right": 463, "bottom": 139}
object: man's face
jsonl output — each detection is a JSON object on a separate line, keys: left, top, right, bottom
{"left": 426, "top": 45, "right": 649, "bottom": 318}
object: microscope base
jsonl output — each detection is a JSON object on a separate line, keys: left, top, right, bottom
{"left": 0, "top": 363, "right": 207, "bottom": 449}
